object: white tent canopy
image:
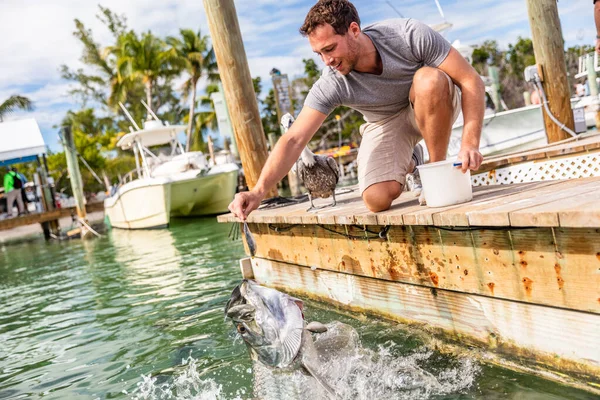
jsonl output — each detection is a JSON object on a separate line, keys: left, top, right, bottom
{"left": 0, "top": 118, "right": 46, "bottom": 165}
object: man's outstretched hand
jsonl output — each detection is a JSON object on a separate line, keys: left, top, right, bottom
{"left": 457, "top": 146, "right": 483, "bottom": 173}
{"left": 228, "top": 190, "right": 264, "bottom": 221}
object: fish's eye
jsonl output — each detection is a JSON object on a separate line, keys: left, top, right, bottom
{"left": 237, "top": 325, "right": 247, "bottom": 334}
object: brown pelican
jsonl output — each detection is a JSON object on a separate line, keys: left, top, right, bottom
{"left": 281, "top": 113, "right": 340, "bottom": 211}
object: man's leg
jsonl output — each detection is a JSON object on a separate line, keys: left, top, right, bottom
{"left": 357, "top": 109, "right": 424, "bottom": 213}
{"left": 409, "top": 67, "right": 457, "bottom": 162}
{"left": 362, "top": 180, "right": 402, "bottom": 212}
{"left": 15, "top": 189, "right": 25, "bottom": 215}
{"left": 6, "top": 190, "right": 17, "bottom": 217}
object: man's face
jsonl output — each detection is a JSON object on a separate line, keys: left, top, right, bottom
{"left": 308, "top": 23, "right": 360, "bottom": 76}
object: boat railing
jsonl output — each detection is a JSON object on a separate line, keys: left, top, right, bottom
{"left": 120, "top": 169, "right": 138, "bottom": 185}
{"left": 576, "top": 51, "right": 600, "bottom": 79}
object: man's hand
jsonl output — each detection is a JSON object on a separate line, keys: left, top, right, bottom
{"left": 456, "top": 146, "right": 483, "bottom": 173}
{"left": 228, "top": 190, "right": 264, "bottom": 221}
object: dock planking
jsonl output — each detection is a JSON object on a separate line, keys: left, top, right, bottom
{"left": 219, "top": 176, "right": 600, "bottom": 228}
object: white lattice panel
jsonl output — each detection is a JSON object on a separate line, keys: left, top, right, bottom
{"left": 472, "top": 152, "right": 600, "bottom": 186}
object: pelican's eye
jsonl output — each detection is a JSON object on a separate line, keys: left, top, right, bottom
{"left": 237, "top": 324, "right": 247, "bottom": 334}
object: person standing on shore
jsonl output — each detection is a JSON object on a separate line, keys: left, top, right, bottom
{"left": 3, "top": 167, "right": 25, "bottom": 217}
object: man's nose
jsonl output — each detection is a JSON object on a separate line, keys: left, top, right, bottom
{"left": 324, "top": 56, "right": 334, "bottom": 66}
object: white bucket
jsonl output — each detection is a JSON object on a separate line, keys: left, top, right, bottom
{"left": 416, "top": 159, "right": 473, "bottom": 207}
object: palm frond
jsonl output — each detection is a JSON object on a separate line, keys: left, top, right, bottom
{"left": 0, "top": 95, "right": 34, "bottom": 120}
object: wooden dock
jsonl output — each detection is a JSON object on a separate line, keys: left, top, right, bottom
{"left": 218, "top": 176, "right": 600, "bottom": 391}
{"left": 0, "top": 202, "right": 104, "bottom": 232}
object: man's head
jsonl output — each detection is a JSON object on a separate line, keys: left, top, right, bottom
{"left": 11, "top": 167, "right": 17, "bottom": 172}
{"left": 300, "top": 0, "right": 362, "bottom": 75}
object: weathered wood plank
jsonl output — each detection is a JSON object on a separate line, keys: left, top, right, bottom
{"left": 246, "top": 223, "right": 600, "bottom": 312}
{"left": 251, "top": 257, "right": 600, "bottom": 389}
{"left": 469, "top": 177, "right": 600, "bottom": 226}
{"left": 506, "top": 180, "right": 600, "bottom": 227}
{"left": 430, "top": 181, "right": 552, "bottom": 226}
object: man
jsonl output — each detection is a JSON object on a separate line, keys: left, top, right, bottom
{"left": 229, "top": 0, "right": 484, "bottom": 220}
{"left": 3, "top": 167, "right": 25, "bottom": 217}
{"left": 595, "top": 0, "right": 600, "bottom": 54}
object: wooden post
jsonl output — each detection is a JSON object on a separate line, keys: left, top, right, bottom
{"left": 523, "top": 91, "right": 532, "bottom": 106}
{"left": 488, "top": 66, "right": 504, "bottom": 112}
{"left": 63, "top": 127, "right": 91, "bottom": 238}
{"left": 586, "top": 56, "right": 600, "bottom": 130}
{"left": 203, "top": 0, "right": 277, "bottom": 198}
{"left": 36, "top": 155, "right": 60, "bottom": 239}
{"left": 526, "top": 0, "right": 574, "bottom": 143}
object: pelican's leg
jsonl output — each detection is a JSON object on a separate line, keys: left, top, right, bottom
{"left": 330, "top": 191, "right": 337, "bottom": 207}
{"left": 306, "top": 194, "right": 316, "bottom": 212}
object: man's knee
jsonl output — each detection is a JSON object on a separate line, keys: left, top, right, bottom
{"left": 362, "top": 181, "right": 402, "bottom": 212}
{"left": 412, "top": 67, "right": 451, "bottom": 104}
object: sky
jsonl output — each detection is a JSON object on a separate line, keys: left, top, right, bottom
{"left": 0, "top": 0, "right": 593, "bottom": 152}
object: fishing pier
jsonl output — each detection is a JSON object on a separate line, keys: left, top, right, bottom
{"left": 219, "top": 175, "right": 600, "bottom": 391}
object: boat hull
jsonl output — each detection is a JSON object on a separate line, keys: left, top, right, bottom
{"left": 104, "top": 168, "right": 238, "bottom": 229}
{"left": 449, "top": 105, "right": 546, "bottom": 157}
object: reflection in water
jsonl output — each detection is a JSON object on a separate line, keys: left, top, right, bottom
{"left": 0, "top": 219, "right": 598, "bottom": 399}
{"left": 112, "top": 229, "right": 183, "bottom": 301}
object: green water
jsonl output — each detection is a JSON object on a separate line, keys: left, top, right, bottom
{"left": 0, "top": 218, "right": 597, "bottom": 399}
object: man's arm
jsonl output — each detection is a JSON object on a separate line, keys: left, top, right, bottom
{"left": 437, "top": 47, "right": 485, "bottom": 172}
{"left": 595, "top": 1, "right": 600, "bottom": 54}
{"left": 228, "top": 106, "right": 327, "bottom": 220}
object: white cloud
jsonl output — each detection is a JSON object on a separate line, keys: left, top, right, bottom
{"left": 0, "top": 0, "right": 593, "bottom": 152}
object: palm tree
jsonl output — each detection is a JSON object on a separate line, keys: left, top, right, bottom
{"left": 167, "top": 29, "right": 218, "bottom": 151}
{"left": 111, "top": 31, "right": 183, "bottom": 115}
{"left": 0, "top": 95, "right": 33, "bottom": 122}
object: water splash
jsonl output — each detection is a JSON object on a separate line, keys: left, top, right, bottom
{"left": 132, "top": 322, "right": 480, "bottom": 400}
{"left": 129, "top": 356, "right": 243, "bottom": 400}
{"left": 254, "top": 321, "right": 480, "bottom": 399}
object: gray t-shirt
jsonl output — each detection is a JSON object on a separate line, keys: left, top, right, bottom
{"left": 304, "top": 18, "right": 451, "bottom": 122}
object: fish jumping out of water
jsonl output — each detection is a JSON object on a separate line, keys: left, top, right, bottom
{"left": 281, "top": 113, "right": 340, "bottom": 211}
{"left": 225, "top": 279, "right": 336, "bottom": 398}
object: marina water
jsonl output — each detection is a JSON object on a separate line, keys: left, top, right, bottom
{"left": 0, "top": 218, "right": 596, "bottom": 399}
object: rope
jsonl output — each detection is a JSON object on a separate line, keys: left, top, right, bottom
{"left": 78, "top": 217, "right": 102, "bottom": 238}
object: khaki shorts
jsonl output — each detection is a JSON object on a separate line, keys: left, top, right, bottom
{"left": 357, "top": 71, "right": 462, "bottom": 194}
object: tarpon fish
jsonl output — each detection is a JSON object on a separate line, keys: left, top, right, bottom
{"left": 225, "top": 280, "right": 336, "bottom": 398}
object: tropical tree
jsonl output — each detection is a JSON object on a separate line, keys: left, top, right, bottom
{"left": 59, "top": 109, "right": 118, "bottom": 194}
{"left": 167, "top": 29, "right": 218, "bottom": 151}
{"left": 60, "top": 7, "right": 129, "bottom": 108}
{"left": 0, "top": 95, "right": 34, "bottom": 122}
{"left": 110, "top": 31, "right": 183, "bottom": 115}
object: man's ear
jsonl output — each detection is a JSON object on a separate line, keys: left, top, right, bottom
{"left": 348, "top": 21, "right": 361, "bottom": 37}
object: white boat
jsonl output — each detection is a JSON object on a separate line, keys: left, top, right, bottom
{"left": 104, "top": 119, "right": 239, "bottom": 229}
{"left": 448, "top": 103, "right": 546, "bottom": 158}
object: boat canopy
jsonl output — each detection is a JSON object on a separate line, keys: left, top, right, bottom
{"left": 0, "top": 118, "right": 46, "bottom": 166}
{"left": 117, "top": 123, "right": 187, "bottom": 150}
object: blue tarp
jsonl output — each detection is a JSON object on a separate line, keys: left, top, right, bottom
{"left": 0, "top": 155, "right": 38, "bottom": 167}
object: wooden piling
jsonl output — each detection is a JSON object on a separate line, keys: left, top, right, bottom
{"left": 525, "top": 0, "right": 574, "bottom": 143}
{"left": 63, "top": 127, "right": 90, "bottom": 238}
{"left": 203, "top": 0, "right": 277, "bottom": 198}
{"left": 586, "top": 56, "right": 600, "bottom": 130}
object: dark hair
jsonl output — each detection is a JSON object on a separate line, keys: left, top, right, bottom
{"left": 299, "top": 0, "right": 360, "bottom": 37}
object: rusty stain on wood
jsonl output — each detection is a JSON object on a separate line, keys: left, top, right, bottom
{"left": 249, "top": 257, "right": 600, "bottom": 392}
